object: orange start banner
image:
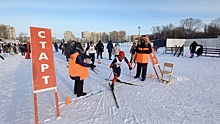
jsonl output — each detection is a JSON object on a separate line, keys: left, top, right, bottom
{"left": 30, "top": 27, "right": 57, "bottom": 92}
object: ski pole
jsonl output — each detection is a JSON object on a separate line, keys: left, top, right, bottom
{"left": 105, "top": 71, "right": 113, "bottom": 86}
{"left": 129, "top": 70, "right": 131, "bottom": 81}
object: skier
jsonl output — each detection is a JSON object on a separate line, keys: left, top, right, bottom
{"left": 87, "top": 41, "right": 96, "bottom": 64}
{"left": 69, "top": 42, "right": 96, "bottom": 97}
{"left": 109, "top": 51, "right": 132, "bottom": 90}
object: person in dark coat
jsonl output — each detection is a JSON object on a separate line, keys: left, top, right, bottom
{"left": 190, "top": 41, "right": 198, "bottom": 58}
{"left": 195, "top": 45, "right": 203, "bottom": 57}
{"left": 53, "top": 42, "right": 58, "bottom": 52}
{"left": 96, "top": 40, "right": 104, "bottom": 59}
{"left": 107, "top": 40, "right": 113, "bottom": 60}
{"left": 65, "top": 42, "right": 71, "bottom": 62}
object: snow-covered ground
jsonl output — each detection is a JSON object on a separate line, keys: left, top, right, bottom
{"left": 0, "top": 43, "right": 220, "bottom": 124}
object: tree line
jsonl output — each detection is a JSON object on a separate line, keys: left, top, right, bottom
{"left": 149, "top": 17, "right": 220, "bottom": 40}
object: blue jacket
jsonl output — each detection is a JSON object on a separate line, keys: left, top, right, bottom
{"left": 107, "top": 41, "right": 113, "bottom": 53}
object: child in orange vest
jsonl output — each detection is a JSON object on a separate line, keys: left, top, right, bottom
{"left": 109, "top": 51, "right": 132, "bottom": 90}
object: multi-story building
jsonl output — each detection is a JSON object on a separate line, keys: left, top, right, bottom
{"left": 0, "top": 24, "right": 16, "bottom": 40}
{"left": 64, "top": 31, "right": 75, "bottom": 42}
{"left": 109, "top": 30, "right": 126, "bottom": 43}
{"left": 118, "top": 30, "right": 126, "bottom": 42}
{"left": 82, "top": 31, "right": 104, "bottom": 43}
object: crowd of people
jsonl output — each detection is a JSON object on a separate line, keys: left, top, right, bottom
{"left": 0, "top": 42, "right": 31, "bottom": 60}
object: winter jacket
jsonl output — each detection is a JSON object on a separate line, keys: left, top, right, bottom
{"left": 107, "top": 41, "right": 113, "bottom": 53}
{"left": 190, "top": 41, "right": 198, "bottom": 53}
{"left": 96, "top": 42, "right": 104, "bottom": 52}
{"left": 113, "top": 46, "right": 120, "bottom": 55}
{"left": 134, "top": 41, "right": 152, "bottom": 64}
{"left": 65, "top": 42, "right": 71, "bottom": 59}
{"left": 69, "top": 48, "right": 91, "bottom": 80}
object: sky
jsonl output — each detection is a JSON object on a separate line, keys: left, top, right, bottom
{"left": 0, "top": 0, "right": 220, "bottom": 38}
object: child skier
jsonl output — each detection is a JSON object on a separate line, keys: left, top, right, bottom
{"left": 109, "top": 51, "right": 132, "bottom": 90}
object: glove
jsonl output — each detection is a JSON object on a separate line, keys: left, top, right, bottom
{"left": 129, "top": 66, "right": 132, "bottom": 70}
{"left": 112, "top": 64, "right": 117, "bottom": 69}
{"left": 90, "top": 64, "right": 96, "bottom": 70}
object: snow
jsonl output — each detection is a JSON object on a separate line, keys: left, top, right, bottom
{"left": 0, "top": 43, "right": 220, "bottom": 124}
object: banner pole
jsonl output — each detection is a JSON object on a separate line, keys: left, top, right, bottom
{"left": 34, "top": 93, "right": 38, "bottom": 124}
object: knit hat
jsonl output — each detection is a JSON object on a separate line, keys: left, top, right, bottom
{"left": 75, "top": 42, "right": 84, "bottom": 53}
{"left": 119, "top": 51, "right": 125, "bottom": 58}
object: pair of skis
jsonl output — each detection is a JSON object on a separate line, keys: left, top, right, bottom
{"left": 107, "top": 79, "right": 143, "bottom": 108}
{"left": 106, "top": 79, "right": 143, "bottom": 87}
{"left": 91, "top": 68, "right": 99, "bottom": 74}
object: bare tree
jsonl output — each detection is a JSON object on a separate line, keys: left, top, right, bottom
{"left": 179, "top": 18, "right": 203, "bottom": 38}
{"left": 19, "top": 32, "right": 27, "bottom": 43}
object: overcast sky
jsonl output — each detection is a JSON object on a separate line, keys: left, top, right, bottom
{"left": 0, "top": 0, "right": 219, "bottom": 38}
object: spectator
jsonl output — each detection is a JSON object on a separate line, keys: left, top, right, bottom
{"left": 53, "top": 42, "right": 58, "bottom": 52}
{"left": 96, "top": 40, "right": 104, "bottom": 59}
{"left": 107, "top": 40, "right": 113, "bottom": 60}
{"left": 65, "top": 42, "right": 71, "bottom": 62}
{"left": 129, "top": 41, "right": 136, "bottom": 63}
{"left": 113, "top": 43, "right": 120, "bottom": 58}
{"left": 190, "top": 41, "right": 198, "bottom": 58}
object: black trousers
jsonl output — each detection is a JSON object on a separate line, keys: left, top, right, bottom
{"left": 97, "top": 52, "right": 103, "bottom": 59}
{"left": 136, "top": 63, "right": 148, "bottom": 79}
{"left": 74, "top": 80, "right": 84, "bottom": 95}
{"left": 89, "top": 53, "right": 95, "bottom": 64}
{"left": 108, "top": 52, "right": 112, "bottom": 59}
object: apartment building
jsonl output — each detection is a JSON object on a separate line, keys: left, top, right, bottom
{"left": 0, "top": 24, "right": 16, "bottom": 40}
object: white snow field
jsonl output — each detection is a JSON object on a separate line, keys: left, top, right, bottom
{"left": 0, "top": 43, "right": 220, "bottom": 124}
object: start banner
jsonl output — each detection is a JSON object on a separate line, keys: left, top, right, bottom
{"left": 30, "top": 27, "right": 57, "bottom": 92}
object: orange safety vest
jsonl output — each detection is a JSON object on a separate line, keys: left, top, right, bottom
{"left": 69, "top": 52, "right": 89, "bottom": 80}
{"left": 134, "top": 47, "right": 150, "bottom": 63}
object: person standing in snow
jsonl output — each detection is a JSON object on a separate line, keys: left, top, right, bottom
{"left": 129, "top": 41, "right": 136, "bottom": 63}
{"left": 65, "top": 42, "right": 71, "bottom": 62}
{"left": 109, "top": 51, "right": 132, "bottom": 90}
{"left": 195, "top": 45, "right": 203, "bottom": 57}
{"left": 87, "top": 41, "right": 96, "bottom": 64}
{"left": 96, "top": 40, "right": 104, "bottom": 59}
{"left": 134, "top": 36, "right": 152, "bottom": 81}
{"left": 69, "top": 42, "right": 96, "bottom": 97}
{"left": 113, "top": 43, "right": 120, "bottom": 58}
{"left": 189, "top": 41, "right": 198, "bottom": 58}
{"left": 107, "top": 40, "right": 113, "bottom": 60}
{"left": 53, "top": 42, "right": 59, "bottom": 52}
